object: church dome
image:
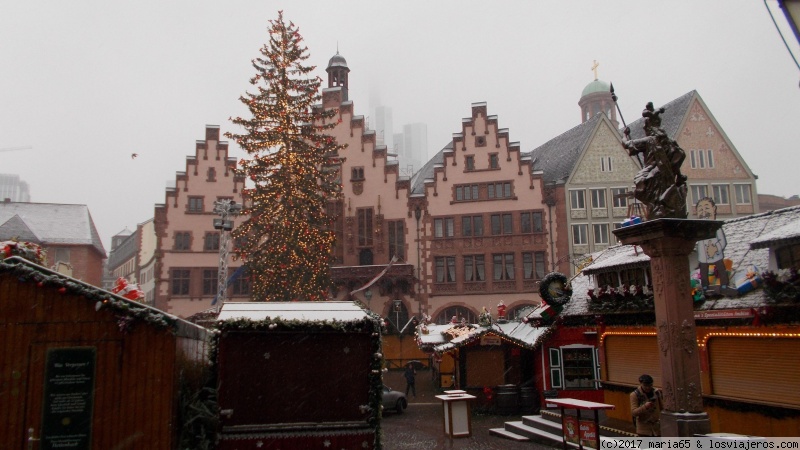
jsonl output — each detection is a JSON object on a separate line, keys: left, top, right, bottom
{"left": 581, "top": 79, "right": 611, "bottom": 98}
{"left": 327, "top": 52, "right": 348, "bottom": 69}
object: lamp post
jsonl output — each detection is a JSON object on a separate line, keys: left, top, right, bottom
{"left": 213, "top": 199, "right": 242, "bottom": 310}
{"left": 414, "top": 206, "right": 422, "bottom": 317}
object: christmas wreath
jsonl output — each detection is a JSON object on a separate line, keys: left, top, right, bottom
{"left": 539, "top": 272, "right": 572, "bottom": 306}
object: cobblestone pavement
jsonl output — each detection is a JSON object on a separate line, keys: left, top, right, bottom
{"left": 381, "top": 370, "right": 554, "bottom": 449}
{"left": 381, "top": 403, "right": 554, "bottom": 450}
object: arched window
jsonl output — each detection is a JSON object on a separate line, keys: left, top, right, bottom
{"left": 507, "top": 303, "right": 537, "bottom": 320}
{"left": 434, "top": 306, "right": 478, "bottom": 325}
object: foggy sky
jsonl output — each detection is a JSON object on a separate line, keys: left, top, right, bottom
{"left": 2, "top": 1, "right": 799, "bottom": 251}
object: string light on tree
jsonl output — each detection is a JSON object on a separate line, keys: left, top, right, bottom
{"left": 226, "top": 11, "right": 343, "bottom": 302}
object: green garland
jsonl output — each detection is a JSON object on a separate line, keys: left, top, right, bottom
{"left": 539, "top": 272, "right": 573, "bottom": 306}
{"left": 1, "top": 258, "right": 177, "bottom": 332}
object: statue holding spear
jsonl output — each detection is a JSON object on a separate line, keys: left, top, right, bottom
{"left": 611, "top": 84, "right": 688, "bottom": 220}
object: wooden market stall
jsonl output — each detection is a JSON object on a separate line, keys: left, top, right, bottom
{"left": 0, "top": 256, "right": 212, "bottom": 449}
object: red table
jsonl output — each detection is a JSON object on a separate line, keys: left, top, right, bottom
{"left": 547, "top": 398, "right": 615, "bottom": 450}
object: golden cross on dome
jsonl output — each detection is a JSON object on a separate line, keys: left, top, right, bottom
{"left": 591, "top": 60, "right": 599, "bottom": 80}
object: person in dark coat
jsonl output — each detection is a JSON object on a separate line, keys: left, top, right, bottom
{"left": 404, "top": 363, "right": 416, "bottom": 397}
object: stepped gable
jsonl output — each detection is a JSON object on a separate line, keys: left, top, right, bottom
{"left": 527, "top": 113, "right": 605, "bottom": 185}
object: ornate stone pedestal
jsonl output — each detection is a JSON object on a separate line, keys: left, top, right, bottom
{"left": 613, "top": 219, "right": 720, "bottom": 437}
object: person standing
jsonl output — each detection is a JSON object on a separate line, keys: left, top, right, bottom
{"left": 404, "top": 363, "right": 416, "bottom": 398}
{"left": 630, "top": 374, "right": 663, "bottom": 437}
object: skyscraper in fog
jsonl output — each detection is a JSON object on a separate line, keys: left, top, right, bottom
{"left": 373, "top": 105, "right": 393, "bottom": 151}
{"left": 0, "top": 174, "right": 30, "bottom": 202}
{"left": 401, "top": 123, "right": 426, "bottom": 176}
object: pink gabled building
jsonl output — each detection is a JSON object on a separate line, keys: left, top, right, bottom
{"left": 153, "top": 125, "right": 248, "bottom": 317}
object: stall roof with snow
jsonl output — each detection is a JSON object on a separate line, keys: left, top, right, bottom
{"left": 216, "top": 301, "right": 371, "bottom": 322}
{"left": 417, "top": 317, "right": 555, "bottom": 354}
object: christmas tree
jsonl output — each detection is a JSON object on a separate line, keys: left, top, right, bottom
{"left": 227, "top": 11, "right": 343, "bottom": 302}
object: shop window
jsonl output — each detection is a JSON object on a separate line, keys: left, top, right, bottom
{"left": 776, "top": 244, "right": 800, "bottom": 270}
{"left": 549, "top": 346, "right": 599, "bottom": 390}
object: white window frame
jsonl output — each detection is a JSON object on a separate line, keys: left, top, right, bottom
{"left": 706, "top": 149, "right": 714, "bottom": 168}
{"left": 734, "top": 184, "right": 752, "bottom": 205}
{"left": 593, "top": 223, "right": 610, "bottom": 245}
{"left": 572, "top": 224, "right": 589, "bottom": 245}
{"left": 590, "top": 189, "right": 607, "bottom": 209}
{"left": 600, "top": 156, "right": 613, "bottom": 172}
{"left": 570, "top": 190, "right": 586, "bottom": 210}
{"left": 712, "top": 184, "right": 729, "bottom": 205}
{"left": 691, "top": 185, "right": 709, "bottom": 204}
{"left": 612, "top": 187, "right": 628, "bottom": 208}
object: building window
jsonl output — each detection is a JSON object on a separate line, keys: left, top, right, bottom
{"left": 690, "top": 185, "right": 709, "bottom": 204}
{"left": 489, "top": 154, "right": 499, "bottom": 169}
{"left": 521, "top": 211, "right": 544, "bottom": 233}
{"left": 434, "top": 217, "right": 455, "bottom": 238}
{"left": 357, "top": 208, "right": 373, "bottom": 245}
{"left": 487, "top": 182, "right": 512, "bottom": 199}
{"left": 435, "top": 256, "right": 456, "bottom": 283}
{"left": 572, "top": 224, "right": 588, "bottom": 245}
{"left": 465, "top": 155, "right": 475, "bottom": 171}
{"left": 204, "top": 232, "right": 220, "bottom": 251}
{"left": 554, "top": 347, "right": 598, "bottom": 390}
{"left": 464, "top": 255, "right": 486, "bottom": 282}
{"left": 734, "top": 184, "right": 752, "bottom": 204}
{"left": 712, "top": 184, "right": 730, "bottom": 205}
{"left": 776, "top": 244, "right": 800, "bottom": 269}
{"left": 232, "top": 269, "right": 251, "bottom": 296}
{"left": 203, "top": 269, "right": 217, "bottom": 295}
{"left": 188, "top": 197, "right": 204, "bottom": 213}
{"left": 435, "top": 306, "right": 477, "bottom": 325}
{"left": 570, "top": 190, "right": 586, "bottom": 210}
{"left": 620, "top": 267, "right": 648, "bottom": 286}
{"left": 690, "top": 149, "right": 714, "bottom": 169}
{"left": 388, "top": 220, "right": 404, "bottom": 260}
{"left": 593, "top": 223, "right": 609, "bottom": 245}
{"left": 523, "top": 252, "right": 546, "bottom": 280}
{"left": 612, "top": 188, "right": 629, "bottom": 208}
{"left": 590, "top": 189, "right": 607, "bottom": 209}
{"left": 351, "top": 167, "right": 365, "bottom": 180}
{"left": 174, "top": 232, "right": 191, "bottom": 251}
{"left": 600, "top": 157, "right": 613, "bottom": 172}
{"left": 171, "top": 269, "right": 190, "bottom": 295}
{"left": 490, "top": 214, "right": 513, "bottom": 235}
{"left": 493, "top": 253, "right": 515, "bottom": 280}
{"left": 53, "top": 247, "right": 71, "bottom": 263}
{"left": 596, "top": 271, "right": 618, "bottom": 288}
{"left": 462, "top": 215, "right": 484, "bottom": 237}
{"left": 207, "top": 167, "right": 217, "bottom": 182}
{"left": 455, "top": 184, "right": 479, "bottom": 201}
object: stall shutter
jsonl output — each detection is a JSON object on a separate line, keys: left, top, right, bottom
{"left": 604, "top": 335, "right": 661, "bottom": 386}
{"left": 708, "top": 337, "right": 800, "bottom": 406}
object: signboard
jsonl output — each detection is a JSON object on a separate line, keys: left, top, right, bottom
{"left": 41, "top": 347, "right": 96, "bottom": 450}
{"left": 579, "top": 419, "right": 599, "bottom": 449}
{"left": 562, "top": 415, "right": 580, "bottom": 445}
{"left": 694, "top": 308, "right": 756, "bottom": 320}
{"left": 480, "top": 335, "right": 501, "bottom": 346}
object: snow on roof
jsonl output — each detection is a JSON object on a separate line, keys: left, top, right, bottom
{"left": 217, "top": 301, "right": 370, "bottom": 322}
{"left": 0, "top": 202, "right": 106, "bottom": 256}
{"left": 749, "top": 219, "right": 800, "bottom": 249}
{"left": 417, "top": 321, "right": 554, "bottom": 353}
